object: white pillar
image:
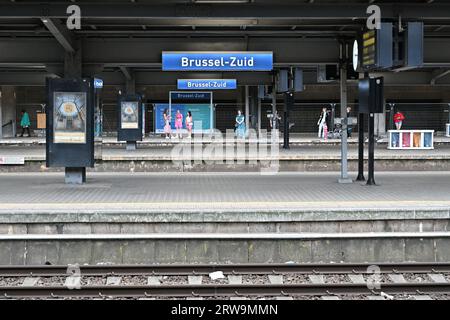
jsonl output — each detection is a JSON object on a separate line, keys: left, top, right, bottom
{"left": 0, "top": 86, "right": 17, "bottom": 138}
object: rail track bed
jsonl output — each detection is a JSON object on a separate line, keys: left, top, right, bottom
{"left": 1, "top": 263, "right": 450, "bottom": 300}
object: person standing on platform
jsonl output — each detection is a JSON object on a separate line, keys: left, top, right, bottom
{"left": 317, "top": 107, "right": 328, "bottom": 139}
{"left": 235, "top": 110, "right": 246, "bottom": 139}
{"left": 186, "top": 111, "right": 193, "bottom": 139}
{"left": 163, "top": 109, "right": 172, "bottom": 139}
{"left": 394, "top": 111, "right": 405, "bottom": 130}
{"left": 175, "top": 109, "right": 183, "bottom": 139}
{"left": 19, "top": 110, "right": 31, "bottom": 137}
{"left": 346, "top": 106, "right": 353, "bottom": 138}
{"left": 269, "top": 110, "right": 281, "bottom": 132}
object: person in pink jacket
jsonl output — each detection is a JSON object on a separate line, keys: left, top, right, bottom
{"left": 175, "top": 109, "right": 183, "bottom": 139}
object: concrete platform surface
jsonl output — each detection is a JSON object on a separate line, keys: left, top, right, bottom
{"left": 2, "top": 144, "right": 450, "bottom": 161}
{"left": 2, "top": 134, "right": 450, "bottom": 146}
{"left": 0, "top": 172, "right": 449, "bottom": 213}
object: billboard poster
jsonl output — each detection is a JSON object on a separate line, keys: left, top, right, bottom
{"left": 121, "top": 101, "right": 139, "bottom": 129}
{"left": 154, "top": 104, "right": 213, "bottom": 133}
{"left": 53, "top": 92, "right": 87, "bottom": 144}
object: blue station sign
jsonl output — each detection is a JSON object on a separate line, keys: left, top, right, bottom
{"left": 162, "top": 52, "right": 273, "bottom": 71}
{"left": 170, "top": 92, "right": 212, "bottom": 100}
{"left": 177, "top": 79, "right": 237, "bottom": 90}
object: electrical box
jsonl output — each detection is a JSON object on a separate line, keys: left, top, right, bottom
{"left": 358, "top": 77, "right": 384, "bottom": 114}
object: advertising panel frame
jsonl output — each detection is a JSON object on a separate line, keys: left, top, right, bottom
{"left": 46, "top": 78, "right": 95, "bottom": 168}
{"left": 117, "top": 94, "right": 143, "bottom": 142}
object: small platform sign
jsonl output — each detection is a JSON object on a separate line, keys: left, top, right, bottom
{"left": 177, "top": 79, "right": 237, "bottom": 90}
{"left": 0, "top": 156, "right": 25, "bottom": 165}
{"left": 94, "top": 78, "right": 104, "bottom": 89}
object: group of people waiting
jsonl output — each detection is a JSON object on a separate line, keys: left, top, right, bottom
{"left": 163, "top": 109, "right": 193, "bottom": 139}
{"left": 317, "top": 106, "right": 354, "bottom": 139}
{"left": 17, "top": 107, "right": 408, "bottom": 140}
{"left": 317, "top": 107, "right": 407, "bottom": 139}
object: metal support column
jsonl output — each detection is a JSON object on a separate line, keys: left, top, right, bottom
{"left": 356, "top": 112, "right": 365, "bottom": 181}
{"left": 245, "top": 86, "right": 250, "bottom": 134}
{"left": 338, "top": 58, "right": 352, "bottom": 184}
{"left": 271, "top": 83, "right": 278, "bottom": 140}
{"left": 367, "top": 113, "right": 376, "bottom": 185}
{"left": 448, "top": 103, "right": 450, "bottom": 123}
{"left": 283, "top": 92, "right": 292, "bottom": 149}
{"left": 257, "top": 94, "right": 262, "bottom": 135}
{"left": 330, "top": 103, "right": 336, "bottom": 132}
{"left": 64, "top": 41, "right": 84, "bottom": 185}
{"left": 388, "top": 103, "right": 395, "bottom": 131}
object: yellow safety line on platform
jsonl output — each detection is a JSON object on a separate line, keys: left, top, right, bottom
{"left": 1, "top": 200, "right": 450, "bottom": 209}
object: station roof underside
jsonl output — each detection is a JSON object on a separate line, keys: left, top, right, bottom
{"left": 1, "top": 1, "right": 450, "bottom": 86}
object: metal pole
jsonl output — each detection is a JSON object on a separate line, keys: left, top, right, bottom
{"left": 448, "top": 103, "right": 450, "bottom": 124}
{"left": 330, "top": 103, "right": 336, "bottom": 133}
{"left": 338, "top": 59, "right": 352, "bottom": 184}
{"left": 245, "top": 86, "right": 250, "bottom": 133}
{"left": 356, "top": 112, "right": 365, "bottom": 181}
{"left": 283, "top": 92, "right": 291, "bottom": 149}
{"left": 367, "top": 112, "right": 376, "bottom": 185}
{"left": 272, "top": 90, "right": 277, "bottom": 137}
{"left": 257, "top": 95, "right": 261, "bottom": 136}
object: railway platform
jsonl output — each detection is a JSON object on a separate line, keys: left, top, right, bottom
{"left": 2, "top": 142, "right": 450, "bottom": 172}
{"left": 0, "top": 172, "right": 449, "bottom": 265}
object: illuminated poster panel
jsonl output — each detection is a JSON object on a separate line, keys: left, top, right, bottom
{"left": 121, "top": 101, "right": 139, "bottom": 129}
{"left": 53, "top": 92, "right": 87, "bottom": 144}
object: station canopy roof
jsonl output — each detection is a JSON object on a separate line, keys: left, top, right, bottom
{"left": 0, "top": 0, "right": 450, "bottom": 39}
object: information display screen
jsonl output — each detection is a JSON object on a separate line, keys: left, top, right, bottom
{"left": 362, "top": 30, "right": 376, "bottom": 69}
{"left": 154, "top": 103, "right": 213, "bottom": 133}
{"left": 53, "top": 92, "right": 87, "bottom": 144}
{"left": 121, "top": 101, "right": 139, "bottom": 129}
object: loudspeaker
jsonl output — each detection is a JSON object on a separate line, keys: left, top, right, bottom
{"left": 277, "top": 69, "right": 289, "bottom": 93}
{"left": 404, "top": 22, "right": 424, "bottom": 68}
{"left": 258, "top": 85, "right": 266, "bottom": 99}
{"left": 293, "top": 68, "right": 304, "bottom": 92}
{"left": 358, "top": 77, "right": 384, "bottom": 114}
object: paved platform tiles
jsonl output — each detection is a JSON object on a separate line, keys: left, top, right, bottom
{"left": 0, "top": 172, "right": 449, "bottom": 212}
{"left": 2, "top": 144, "right": 450, "bottom": 161}
{"left": 2, "top": 134, "right": 450, "bottom": 146}
{"left": 1, "top": 172, "right": 449, "bottom": 265}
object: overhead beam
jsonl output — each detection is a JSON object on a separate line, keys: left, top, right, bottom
{"left": 1, "top": 3, "right": 450, "bottom": 20}
{"left": 430, "top": 68, "right": 450, "bottom": 85}
{"left": 119, "top": 66, "right": 133, "bottom": 81}
{"left": 41, "top": 18, "right": 76, "bottom": 52}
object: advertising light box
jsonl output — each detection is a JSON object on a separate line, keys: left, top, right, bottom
{"left": 117, "top": 94, "right": 143, "bottom": 142}
{"left": 53, "top": 92, "right": 87, "bottom": 144}
{"left": 154, "top": 103, "right": 213, "bottom": 134}
{"left": 46, "top": 78, "right": 95, "bottom": 168}
{"left": 162, "top": 52, "right": 273, "bottom": 71}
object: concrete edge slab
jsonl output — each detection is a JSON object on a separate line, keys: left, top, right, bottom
{"left": 2, "top": 231, "right": 450, "bottom": 241}
{"left": 0, "top": 209, "right": 448, "bottom": 224}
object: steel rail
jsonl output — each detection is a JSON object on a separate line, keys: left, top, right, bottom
{"left": 1, "top": 283, "right": 450, "bottom": 299}
{"left": 1, "top": 263, "right": 450, "bottom": 277}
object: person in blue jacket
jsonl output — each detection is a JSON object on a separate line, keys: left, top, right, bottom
{"left": 235, "top": 110, "right": 246, "bottom": 139}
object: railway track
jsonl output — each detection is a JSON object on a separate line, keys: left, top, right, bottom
{"left": 1, "top": 263, "right": 450, "bottom": 277}
{"left": 0, "top": 263, "right": 449, "bottom": 299}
